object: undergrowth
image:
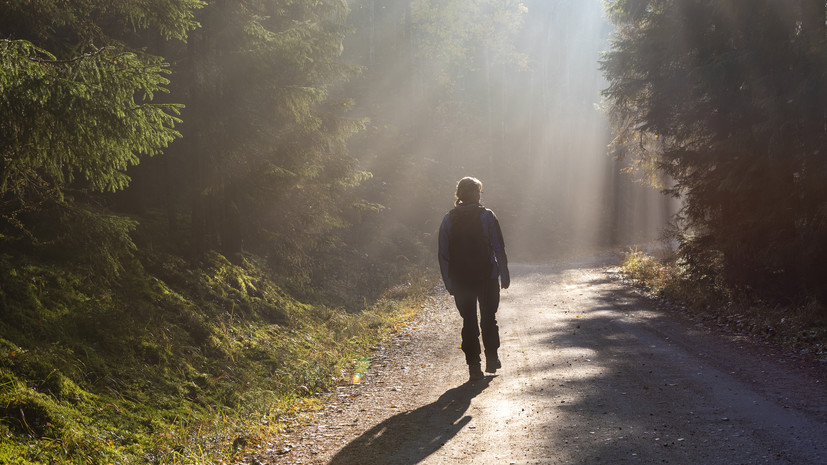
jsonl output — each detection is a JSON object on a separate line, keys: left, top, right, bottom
{"left": 621, "top": 248, "right": 827, "bottom": 361}
{"left": 0, "top": 249, "right": 427, "bottom": 464}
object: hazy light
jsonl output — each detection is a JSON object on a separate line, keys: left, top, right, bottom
{"left": 344, "top": 1, "right": 675, "bottom": 263}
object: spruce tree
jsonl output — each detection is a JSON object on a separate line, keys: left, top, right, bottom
{"left": 0, "top": 0, "right": 202, "bottom": 274}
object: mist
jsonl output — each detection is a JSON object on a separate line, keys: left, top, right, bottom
{"left": 341, "top": 0, "right": 678, "bottom": 265}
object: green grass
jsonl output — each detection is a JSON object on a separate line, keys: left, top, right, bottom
{"left": 0, "top": 249, "right": 426, "bottom": 464}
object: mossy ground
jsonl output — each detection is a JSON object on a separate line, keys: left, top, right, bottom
{"left": 0, "top": 248, "right": 427, "bottom": 464}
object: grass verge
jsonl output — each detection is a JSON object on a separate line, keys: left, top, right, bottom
{"left": 0, "top": 250, "right": 428, "bottom": 464}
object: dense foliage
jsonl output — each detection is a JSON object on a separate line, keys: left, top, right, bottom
{"left": 602, "top": 0, "right": 827, "bottom": 301}
{"left": 0, "top": 1, "right": 199, "bottom": 280}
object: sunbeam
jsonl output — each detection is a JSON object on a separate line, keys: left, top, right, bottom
{"left": 343, "top": 0, "right": 676, "bottom": 264}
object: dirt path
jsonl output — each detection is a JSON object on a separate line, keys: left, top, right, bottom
{"left": 253, "top": 260, "right": 827, "bottom": 464}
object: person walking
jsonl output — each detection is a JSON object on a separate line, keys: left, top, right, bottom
{"left": 438, "top": 177, "right": 510, "bottom": 381}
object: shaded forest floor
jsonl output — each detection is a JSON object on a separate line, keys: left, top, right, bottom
{"left": 618, "top": 250, "right": 827, "bottom": 365}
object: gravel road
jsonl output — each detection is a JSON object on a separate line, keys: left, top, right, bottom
{"left": 256, "top": 260, "right": 827, "bottom": 465}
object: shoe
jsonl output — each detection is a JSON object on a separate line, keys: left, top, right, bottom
{"left": 485, "top": 356, "right": 501, "bottom": 373}
{"left": 468, "top": 363, "right": 484, "bottom": 381}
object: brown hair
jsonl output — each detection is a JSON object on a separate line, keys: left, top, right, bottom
{"left": 455, "top": 177, "right": 482, "bottom": 206}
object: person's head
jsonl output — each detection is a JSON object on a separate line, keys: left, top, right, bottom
{"left": 455, "top": 176, "right": 482, "bottom": 206}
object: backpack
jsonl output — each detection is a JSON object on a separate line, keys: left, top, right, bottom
{"left": 448, "top": 205, "right": 493, "bottom": 284}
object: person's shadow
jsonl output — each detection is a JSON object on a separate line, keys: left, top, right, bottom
{"left": 328, "top": 378, "right": 492, "bottom": 464}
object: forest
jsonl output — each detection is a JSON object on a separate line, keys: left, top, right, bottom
{"left": 1, "top": 0, "right": 825, "bottom": 463}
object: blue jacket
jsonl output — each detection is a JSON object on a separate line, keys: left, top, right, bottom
{"left": 438, "top": 202, "right": 510, "bottom": 293}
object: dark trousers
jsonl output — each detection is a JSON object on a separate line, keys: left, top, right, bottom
{"left": 453, "top": 278, "right": 500, "bottom": 365}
